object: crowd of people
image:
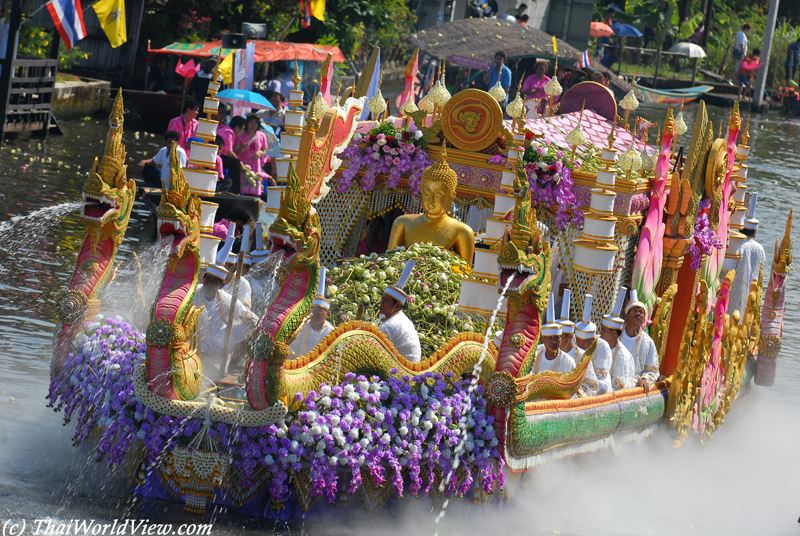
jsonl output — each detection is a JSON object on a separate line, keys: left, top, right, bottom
{"left": 138, "top": 98, "right": 281, "bottom": 198}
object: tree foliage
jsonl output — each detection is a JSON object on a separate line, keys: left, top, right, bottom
{"left": 139, "top": 0, "right": 415, "bottom": 62}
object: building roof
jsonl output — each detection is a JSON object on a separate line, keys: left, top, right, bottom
{"left": 405, "top": 17, "right": 581, "bottom": 63}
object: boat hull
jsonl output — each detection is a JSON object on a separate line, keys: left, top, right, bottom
{"left": 634, "top": 84, "right": 713, "bottom": 104}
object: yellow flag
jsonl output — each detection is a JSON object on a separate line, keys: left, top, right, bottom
{"left": 92, "top": 0, "right": 126, "bottom": 48}
{"left": 219, "top": 51, "right": 234, "bottom": 85}
{"left": 552, "top": 35, "right": 557, "bottom": 55}
{"left": 310, "top": 0, "right": 326, "bottom": 21}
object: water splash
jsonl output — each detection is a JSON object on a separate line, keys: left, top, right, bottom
{"left": 100, "top": 242, "right": 172, "bottom": 331}
{"left": 247, "top": 249, "right": 288, "bottom": 316}
{"left": 0, "top": 202, "right": 82, "bottom": 281}
{"left": 434, "top": 274, "right": 514, "bottom": 532}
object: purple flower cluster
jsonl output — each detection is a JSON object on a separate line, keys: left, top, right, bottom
{"left": 49, "top": 320, "right": 504, "bottom": 505}
{"left": 521, "top": 139, "right": 584, "bottom": 230}
{"left": 47, "top": 317, "right": 198, "bottom": 465}
{"left": 688, "top": 198, "right": 723, "bottom": 270}
{"left": 338, "top": 126, "right": 430, "bottom": 195}
{"left": 219, "top": 370, "right": 503, "bottom": 503}
{"left": 487, "top": 154, "right": 508, "bottom": 167}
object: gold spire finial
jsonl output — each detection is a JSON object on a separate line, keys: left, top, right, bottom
{"left": 607, "top": 114, "right": 617, "bottom": 150}
{"left": 109, "top": 89, "right": 124, "bottom": 129}
{"left": 335, "top": 81, "right": 341, "bottom": 104}
{"left": 307, "top": 91, "right": 320, "bottom": 131}
{"left": 293, "top": 56, "right": 301, "bottom": 89}
{"left": 742, "top": 114, "right": 751, "bottom": 146}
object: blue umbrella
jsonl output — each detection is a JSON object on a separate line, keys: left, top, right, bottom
{"left": 611, "top": 23, "right": 643, "bottom": 37}
{"left": 216, "top": 89, "right": 275, "bottom": 110}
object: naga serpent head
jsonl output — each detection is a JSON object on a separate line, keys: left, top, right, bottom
{"left": 497, "top": 159, "right": 549, "bottom": 307}
{"left": 81, "top": 90, "right": 136, "bottom": 250}
{"left": 268, "top": 163, "right": 321, "bottom": 271}
{"left": 157, "top": 143, "right": 201, "bottom": 259}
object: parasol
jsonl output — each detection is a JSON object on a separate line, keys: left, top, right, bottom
{"left": 669, "top": 42, "right": 707, "bottom": 59}
{"left": 610, "top": 23, "right": 643, "bottom": 37}
{"left": 590, "top": 22, "right": 614, "bottom": 38}
{"left": 216, "top": 89, "right": 275, "bottom": 111}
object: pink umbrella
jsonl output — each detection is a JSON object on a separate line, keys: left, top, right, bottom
{"left": 590, "top": 22, "right": 614, "bottom": 38}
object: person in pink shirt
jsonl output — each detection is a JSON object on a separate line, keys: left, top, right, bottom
{"left": 167, "top": 99, "right": 200, "bottom": 154}
{"left": 215, "top": 112, "right": 238, "bottom": 157}
{"left": 234, "top": 114, "right": 272, "bottom": 197}
{"left": 521, "top": 60, "right": 551, "bottom": 114}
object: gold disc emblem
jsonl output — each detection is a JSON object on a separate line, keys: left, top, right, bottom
{"left": 441, "top": 89, "right": 503, "bottom": 152}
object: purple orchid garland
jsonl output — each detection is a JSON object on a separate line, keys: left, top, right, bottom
{"left": 49, "top": 318, "right": 505, "bottom": 505}
{"left": 339, "top": 124, "right": 430, "bottom": 195}
{"left": 688, "top": 197, "right": 723, "bottom": 270}
{"left": 520, "top": 138, "right": 584, "bottom": 231}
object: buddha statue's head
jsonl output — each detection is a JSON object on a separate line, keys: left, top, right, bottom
{"left": 420, "top": 146, "right": 458, "bottom": 218}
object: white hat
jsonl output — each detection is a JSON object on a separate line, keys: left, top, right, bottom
{"left": 541, "top": 293, "right": 562, "bottom": 337}
{"left": 226, "top": 251, "right": 238, "bottom": 264}
{"left": 493, "top": 330, "right": 504, "bottom": 348}
{"left": 744, "top": 192, "right": 759, "bottom": 230}
{"left": 384, "top": 259, "right": 416, "bottom": 304}
{"left": 216, "top": 223, "right": 236, "bottom": 264}
{"left": 207, "top": 224, "right": 236, "bottom": 281}
{"left": 601, "top": 286, "right": 626, "bottom": 330}
{"left": 575, "top": 294, "right": 597, "bottom": 340}
{"left": 206, "top": 263, "right": 229, "bottom": 280}
{"left": 243, "top": 253, "right": 253, "bottom": 266}
{"left": 624, "top": 288, "right": 646, "bottom": 314}
{"left": 313, "top": 266, "right": 330, "bottom": 310}
{"left": 558, "top": 289, "right": 575, "bottom": 334}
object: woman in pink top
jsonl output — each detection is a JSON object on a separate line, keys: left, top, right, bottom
{"left": 234, "top": 114, "right": 270, "bottom": 197}
{"left": 521, "top": 61, "right": 551, "bottom": 114}
{"left": 166, "top": 99, "right": 200, "bottom": 155}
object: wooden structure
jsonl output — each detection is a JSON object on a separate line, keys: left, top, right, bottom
{"left": 3, "top": 58, "right": 59, "bottom": 132}
{"left": 0, "top": 0, "right": 60, "bottom": 136}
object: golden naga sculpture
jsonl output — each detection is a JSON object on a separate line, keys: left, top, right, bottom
{"left": 387, "top": 147, "right": 475, "bottom": 264}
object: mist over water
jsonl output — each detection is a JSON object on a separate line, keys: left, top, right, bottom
{"left": 0, "top": 108, "right": 798, "bottom": 534}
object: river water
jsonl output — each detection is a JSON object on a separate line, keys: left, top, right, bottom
{"left": 0, "top": 106, "right": 798, "bottom": 535}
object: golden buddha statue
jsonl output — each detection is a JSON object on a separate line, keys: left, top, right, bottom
{"left": 387, "top": 147, "right": 475, "bottom": 264}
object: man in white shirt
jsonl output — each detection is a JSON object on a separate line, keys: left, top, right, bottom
{"left": 727, "top": 193, "right": 765, "bottom": 323}
{"left": 137, "top": 130, "right": 187, "bottom": 189}
{"left": 558, "top": 289, "right": 599, "bottom": 395}
{"left": 223, "top": 251, "right": 252, "bottom": 309}
{"left": 377, "top": 260, "right": 422, "bottom": 363}
{"left": 733, "top": 23, "right": 752, "bottom": 76}
{"left": 599, "top": 287, "right": 637, "bottom": 391}
{"left": 534, "top": 297, "right": 575, "bottom": 374}
{"left": 194, "top": 266, "right": 259, "bottom": 378}
{"left": 289, "top": 266, "right": 335, "bottom": 358}
{"left": 575, "top": 293, "right": 610, "bottom": 395}
{"left": 620, "top": 290, "right": 659, "bottom": 393}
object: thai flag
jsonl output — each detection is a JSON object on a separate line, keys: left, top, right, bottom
{"left": 46, "top": 0, "right": 87, "bottom": 51}
{"left": 579, "top": 50, "right": 591, "bottom": 68}
{"left": 300, "top": 0, "right": 311, "bottom": 28}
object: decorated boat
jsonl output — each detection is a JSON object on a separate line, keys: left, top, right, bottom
{"left": 48, "top": 54, "right": 793, "bottom": 519}
{"left": 633, "top": 83, "right": 713, "bottom": 104}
